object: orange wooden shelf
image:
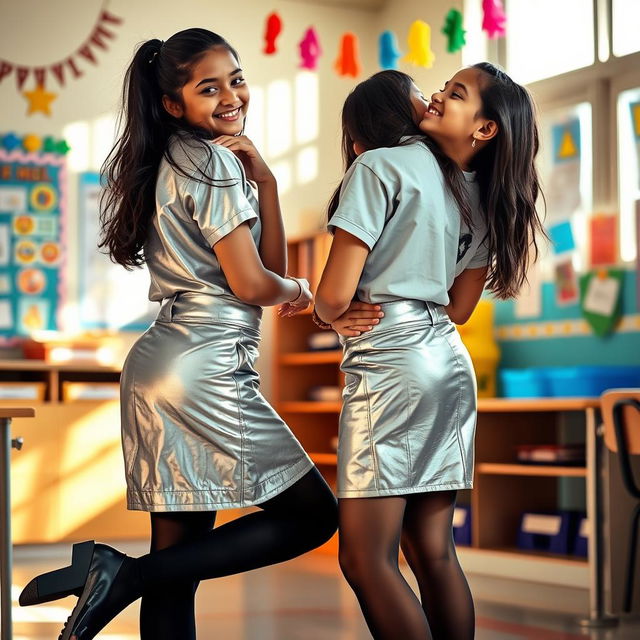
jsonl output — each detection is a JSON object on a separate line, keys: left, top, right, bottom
{"left": 477, "top": 397, "right": 600, "bottom": 412}
{"left": 310, "top": 452, "right": 338, "bottom": 465}
{"left": 476, "top": 463, "right": 587, "bottom": 477}
{"left": 478, "top": 546, "right": 588, "bottom": 566}
{"left": 277, "top": 401, "right": 342, "bottom": 413}
{"left": 279, "top": 351, "right": 342, "bottom": 365}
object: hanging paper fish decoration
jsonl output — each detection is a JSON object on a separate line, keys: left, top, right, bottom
{"left": 379, "top": 30, "right": 402, "bottom": 69}
{"left": 442, "top": 9, "right": 466, "bottom": 53}
{"left": 482, "top": 0, "right": 507, "bottom": 39}
{"left": 335, "top": 32, "right": 361, "bottom": 78}
{"left": 403, "top": 20, "right": 435, "bottom": 68}
{"left": 264, "top": 12, "right": 283, "bottom": 54}
{"left": 299, "top": 27, "right": 322, "bottom": 70}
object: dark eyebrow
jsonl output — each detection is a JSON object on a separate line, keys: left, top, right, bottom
{"left": 195, "top": 68, "right": 243, "bottom": 88}
{"left": 444, "top": 80, "right": 468, "bottom": 95}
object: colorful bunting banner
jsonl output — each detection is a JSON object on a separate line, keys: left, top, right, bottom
{"left": 0, "top": 7, "right": 123, "bottom": 116}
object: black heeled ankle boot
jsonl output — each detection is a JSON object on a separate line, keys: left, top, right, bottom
{"left": 20, "top": 541, "right": 138, "bottom": 640}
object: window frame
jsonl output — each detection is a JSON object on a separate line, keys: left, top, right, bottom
{"left": 497, "top": 0, "right": 640, "bottom": 266}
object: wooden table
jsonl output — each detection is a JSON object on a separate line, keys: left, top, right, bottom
{"left": 1, "top": 408, "right": 34, "bottom": 640}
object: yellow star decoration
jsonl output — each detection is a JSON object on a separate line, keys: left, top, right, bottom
{"left": 23, "top": 84, "right": 58, "bottom": 116}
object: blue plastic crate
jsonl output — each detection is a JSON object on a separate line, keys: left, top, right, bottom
{"left": 546, "top": 366, "right": 640, "bottom": 398}
{"left": 499, "top": 368, "right": 550, "bottom": 398}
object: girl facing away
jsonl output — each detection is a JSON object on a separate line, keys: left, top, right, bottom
{"left": 314, "top": 66, "right": 545, "bottom": 639}
{"left": 19, "top": 28, "right": 337, "bottom": 640}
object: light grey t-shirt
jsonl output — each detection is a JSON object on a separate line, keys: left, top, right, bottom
{"left": 328, "top": 141, "right": 489, "bottom": 306}
{"left": 144, "top": 136, "right": 260, "bottom": 302}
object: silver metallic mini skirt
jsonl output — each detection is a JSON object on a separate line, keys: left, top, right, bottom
{"left": 120, "top": 292, "right": 313, "bottom": 512}
{"left": 337, "top": 299, "right": 477, "bottom": 498}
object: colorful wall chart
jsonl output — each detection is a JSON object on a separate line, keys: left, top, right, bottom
{"left": 0, "top": 149, "right": 66, "bottom": 338}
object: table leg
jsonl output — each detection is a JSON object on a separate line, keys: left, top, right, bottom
{"left": 0, "top": 417, "right": 13, "bottom": 640}
{"left": 579, "top": 407, "right": 618, "bottom": 627}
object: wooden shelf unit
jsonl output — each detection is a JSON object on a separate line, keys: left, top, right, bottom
{"left": 274, "top": 233, "right": 598, "bottom": 583}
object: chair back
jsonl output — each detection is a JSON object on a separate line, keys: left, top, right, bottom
{"left": 601, "top": 389, "right": 640, "bottom": 454}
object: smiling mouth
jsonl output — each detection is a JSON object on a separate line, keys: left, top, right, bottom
{"left": 426, "top": 104, "right": 442, "bottom": 117}
{"left": 215, "top": 108, "right": 242, "bottom": 120}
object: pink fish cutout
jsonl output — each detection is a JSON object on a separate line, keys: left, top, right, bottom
{"left": 299, "top": 27, "right": 322, "bottom": 70}
{"left": 264, "top": 12, "right": 282, "bottom": 55}
{"left": 482, "top": 0, "right": 507, "bottom": 39}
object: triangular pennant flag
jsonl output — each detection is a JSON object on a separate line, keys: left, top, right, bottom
{"left": 100, "top": 10, "right": 123, "bottom": 25}
{"left": 90, "top": 25, "right": 115, "bottom": 49}
{"left": 34, "top": 68, "right": 46, "bottom": 87}
{"left": 16, "top": 67, "right": 30, "bottom": 90}
{"left": 79, "top": 43, "right": 98, "bottom": 65}
{"left": 0, "top": 60, "right": 13, "bottom": 83}
{"left": 67, "top": 57, "right": 83, "bottom": 79}
{"left": 50, "top": 62, "right": 66, "bottom": 87}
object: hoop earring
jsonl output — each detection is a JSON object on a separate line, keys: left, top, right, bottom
{"left": 472, "top": 138, "right": 476, "bottom": 149}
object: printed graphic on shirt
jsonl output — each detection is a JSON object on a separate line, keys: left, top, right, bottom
{"left": 457, "top": 233, "right": 472, "bottom": 263}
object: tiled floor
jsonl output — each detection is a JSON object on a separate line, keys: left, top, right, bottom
{"left": 9, "top": 542, "right": 640, "bottom": 639}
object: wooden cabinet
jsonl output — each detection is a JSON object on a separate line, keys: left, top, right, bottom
{"left": 0, "top": 360, "right": 151, "bottom": 544}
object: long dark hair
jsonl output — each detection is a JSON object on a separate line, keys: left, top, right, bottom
{"left": 470, "top": 62, "right": 546, "bottom": 299}
{"left": 327, "top": 70, "right": 472, "bottom": 226}
{"left": 99, "top": 28, "right": 240, "bottom": 268}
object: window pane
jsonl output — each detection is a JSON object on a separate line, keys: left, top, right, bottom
{"left": 617, "top": 87, "right": 640, "bottom": 262}
{"left": 613, "top": 0, "right": 640, "bottom": 57}
{"left": 506, "top": 0, "right": 594, "bottom": 84}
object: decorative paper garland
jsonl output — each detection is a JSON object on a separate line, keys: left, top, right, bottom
{"left": 0, "top": 2, "right": 123, "bottom": 116}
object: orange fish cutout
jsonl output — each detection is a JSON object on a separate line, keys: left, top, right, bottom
{"left": 403, "top": 20, "right": 435, "bottom": 68}
{"left": 335, "top": 33, "right": 361, "bottom": 78}
{"left": 264, "top": 12, "right": 282, "bottom": 55}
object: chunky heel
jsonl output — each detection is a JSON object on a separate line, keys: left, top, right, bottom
{"left": 19, "top": 540, "right": 96, "bottom": 606}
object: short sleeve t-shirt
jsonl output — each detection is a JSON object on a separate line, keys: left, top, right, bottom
{"left": 144, "top": 136, "right": 261, "bottom": 302}
{"left": 328, "top": 140, "right": 489, "bottom": 306}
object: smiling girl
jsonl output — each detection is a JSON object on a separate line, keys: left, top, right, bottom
{"left": 19, "top": 28, "right": 337, "bottom": 640}
{"left": 315, "top": 67, "right": 544, "bottom": 639}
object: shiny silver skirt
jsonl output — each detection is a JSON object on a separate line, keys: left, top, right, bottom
{"left": 121, "top": 292, "right": 313, "bottom": 512}
{"left": 337, "top": 300, "right": 477, "bottom": 498}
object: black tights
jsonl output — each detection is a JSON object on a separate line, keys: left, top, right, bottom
{"left": 137, "top": 468, "right": 337, "bottom": 639}
{"left": 339, "top": 491, "right": 474, "bottom": 640}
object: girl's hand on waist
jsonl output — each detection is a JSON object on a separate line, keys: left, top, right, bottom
{"left": 331, "top": 301, "right": 384, "bottom": 337}
{"left": 214, "top": 135, "right": 274, "bottom": 184}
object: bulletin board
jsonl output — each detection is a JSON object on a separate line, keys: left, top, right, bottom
{"left": 0, "top": 149, "right": 66, "bottom": 339}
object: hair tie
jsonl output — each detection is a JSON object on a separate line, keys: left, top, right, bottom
{"left": 148, "top": 40, "right": 164, "bottom": 64}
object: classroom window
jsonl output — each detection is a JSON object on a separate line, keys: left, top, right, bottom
{"left": 617, "top": 87, "right": 640, "bottom": 262}
{"left": 612, "top": 0, "right": 640, "bottom": 57}
{"left": 505, "top": 0, "right": 595, "bottom": 84}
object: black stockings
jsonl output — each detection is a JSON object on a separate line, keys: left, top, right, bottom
{"left": 135, "top": 468, "right": 337, "bottom": 638}
{"left": 140, "top": 511, "right": 215, "bottom": 640}
{"left": 339, "top": 491, "right": 474, "bottom": 640}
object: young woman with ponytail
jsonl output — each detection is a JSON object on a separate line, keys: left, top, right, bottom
{"left": 19, "top": 28, "right": 337, "bottom": 640}
{"left": 315, "top": 66, "right": 545, "bottom": 639}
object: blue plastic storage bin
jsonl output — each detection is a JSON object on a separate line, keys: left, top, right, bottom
{"left": 517, "top": 511, "right": 572, "bottom": 554}
{"left": 500, "top": 365, "right": 640, "bottom": 398}
{"left": 546, "top": 366, "right": 640, "bottom": 398}
{"left": 453, "top": 505, "right": 471, "bottom": 546}
{"left": 499, "top": 368, "right": 550, "bottom": 398}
